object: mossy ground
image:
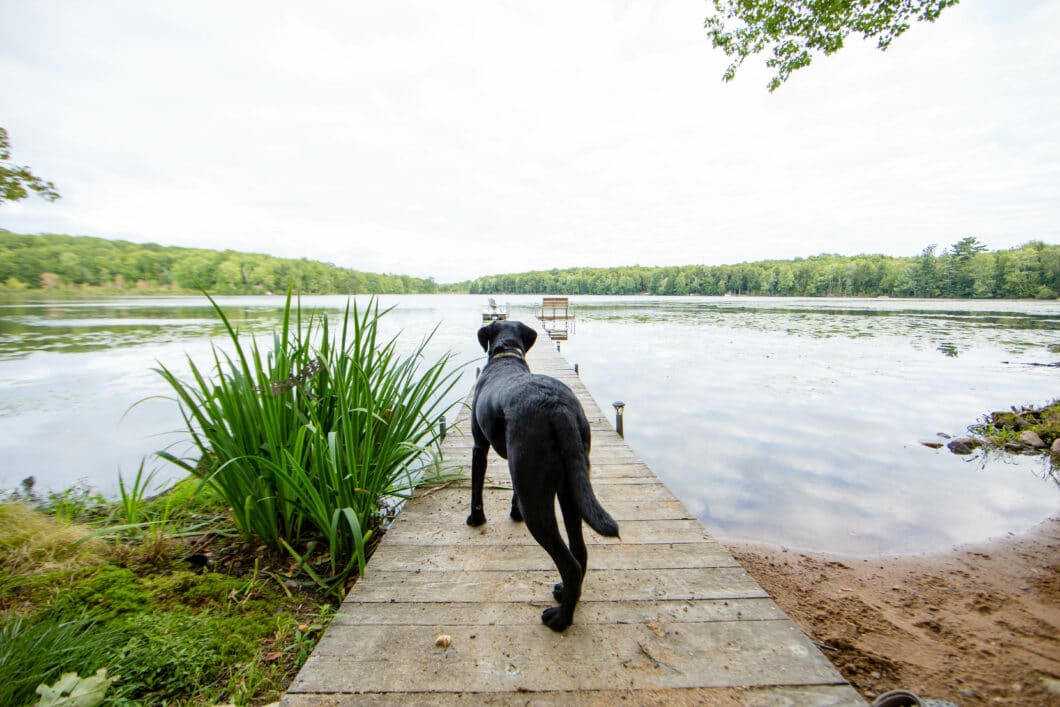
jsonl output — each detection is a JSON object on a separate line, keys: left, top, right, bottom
{"left": 0, "top": 479, "right": 339, "bottom": 705}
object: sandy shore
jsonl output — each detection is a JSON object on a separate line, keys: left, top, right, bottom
{"left": 724, "top": 516, "right": 1060, "bottom": 706}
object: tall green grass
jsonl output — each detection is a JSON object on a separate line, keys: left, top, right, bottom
{"left": 0, "top": 613, "right": 125, "bottom": 706}
{"left": 155, "top": 290, "right": 463, "bottom": 591}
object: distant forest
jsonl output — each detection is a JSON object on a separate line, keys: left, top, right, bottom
{"left": 1, "top": 232, "right": 1057, "bottom": 299}
{"left": 0, "top": 231, "right": 438, "bottom": 294}
{"left": 462, "top": 239, "right": 1060, "bottom": 299}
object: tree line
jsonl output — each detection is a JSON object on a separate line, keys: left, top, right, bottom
{"left": 0, "top": 231, "right": 438, "bottom": 294}
{"left": 3, "top": 232, "right": 1056, "bottom": 299}
{"left": 459, "top": 238, "right": 1059, "bottom": 299}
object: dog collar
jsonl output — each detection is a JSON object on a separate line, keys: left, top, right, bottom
{"left": 490, "top": 351, "right": 524, "bottom": 361}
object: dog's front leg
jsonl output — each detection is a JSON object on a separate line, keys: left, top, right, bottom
{"left": 467, "top": 442, "right": 488, "bottom": 526}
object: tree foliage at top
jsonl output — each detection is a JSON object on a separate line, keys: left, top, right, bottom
{"left": 705, "top": 0, "right": 961, "bottom": 91}
{"left": 0, "top": 128, "right": 59, "bottom": 205}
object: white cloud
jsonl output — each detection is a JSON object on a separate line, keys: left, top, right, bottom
{"left": 2, "top": 0, "right": 1058, "bottom": 281}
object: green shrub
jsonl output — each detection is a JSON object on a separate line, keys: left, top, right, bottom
{"left": 154, "top": 290, "right": 463, "bottom": 591}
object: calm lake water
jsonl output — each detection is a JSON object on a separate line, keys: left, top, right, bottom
{"left": 1, "top": 294, "right": 1057, "bottom": 555}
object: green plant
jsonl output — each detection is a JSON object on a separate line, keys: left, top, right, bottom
{"left": 115, "top": 459, "right": 160, "bottom": 527}
{"left": 154, "top": 289, "right": 464, "bottom": 591}
{"left": 34, "top": 668, "right": 115, "bottom": 707}
{"left": 0, "top": 613, "right": 125, "bottom": 707}
{"left": 38, "top": 485, "right": 107, "bottom": 524}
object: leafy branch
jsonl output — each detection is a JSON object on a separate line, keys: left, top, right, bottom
{"left": 1, "top": 127, "right": 60, "bottom": 205}
{"left": 705, "top": 0, "right": 961, "bottom": 91}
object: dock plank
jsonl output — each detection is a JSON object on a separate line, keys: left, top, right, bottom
{"left": 282, "top": 318, "right": 863, "bottom": 705}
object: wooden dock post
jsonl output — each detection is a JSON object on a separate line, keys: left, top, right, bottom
{"left": 283, "top": 319, "right": 864, "bottom": 705}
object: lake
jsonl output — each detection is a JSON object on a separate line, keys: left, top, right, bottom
{"left": 1, "top": 294, "right": 1057, "bottom": 555}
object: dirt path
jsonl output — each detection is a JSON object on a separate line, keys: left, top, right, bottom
{"left": 725, "top": 516, "right": 1060, "bottom": 706}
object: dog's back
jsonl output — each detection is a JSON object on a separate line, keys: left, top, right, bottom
{"left": 498, "top": 372, "right": 619, "bottom": 538}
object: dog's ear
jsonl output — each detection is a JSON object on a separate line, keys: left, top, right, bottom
{"left": 516, "top": 321, "right": 538, "bottom": 352}
{"left": 477, "top": 322, "right": 495, "bottom": 352}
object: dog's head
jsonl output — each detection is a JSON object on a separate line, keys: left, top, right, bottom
{"left": 477, "top": 320, "right": 538, "bottom": 358}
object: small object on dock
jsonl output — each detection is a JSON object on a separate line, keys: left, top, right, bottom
{"left": 539, "top": 296, "right": 574, "bottom": 340}
{"left": 434, "top": 634, "right": 452, "bottom": 649}
{"left": 482, "top": 298, "right": 509, "bottom": 322}
{"left": 613, "top": 400, "right": 626, "bottom": 438}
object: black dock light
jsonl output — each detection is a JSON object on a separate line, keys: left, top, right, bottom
{"left": 612, "top": 401, "right": 625, "bottom": 438}
{"left": 439, "top": 415, "right": 446, "bottom": 442}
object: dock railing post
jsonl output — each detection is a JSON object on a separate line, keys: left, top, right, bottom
{"left": 612, "top": 401, "right": 625, "bottom": 437}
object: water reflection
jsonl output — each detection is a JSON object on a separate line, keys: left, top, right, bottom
{"left": 1, "top": 294, "right": 1057, "bottom": 556}
{"left": 558, "top": 297, "right": 1059, "bottom": 555}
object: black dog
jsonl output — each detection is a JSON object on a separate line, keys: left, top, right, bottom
{"left": 468, "top": 320, "right": 619, "bottom": 632}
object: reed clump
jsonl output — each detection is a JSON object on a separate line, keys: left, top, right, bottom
{"left": 155, "top": 290, "right": 464, "bottom": 592}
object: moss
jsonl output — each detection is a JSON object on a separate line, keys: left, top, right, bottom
{"left": 46, "top": 564, "right": 149, "bottom": 621}
{"left": 107, "top": 610, "right": 275, "bottom": 701}
{"left": 142, "top": 569, "right": 247, "bottom": 609}
{"left": 141, "top": 476, "right": 226, "bottom": 518}
{"left": 975, "top": 399, "right": 1060, "bottom": 449}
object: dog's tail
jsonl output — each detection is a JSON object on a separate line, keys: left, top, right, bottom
{"left": 554, "top": 410, "right": 620, "bottom": 538}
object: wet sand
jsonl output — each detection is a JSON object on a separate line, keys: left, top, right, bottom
{"left": 725, "top": 516, "right": 1060, "bottom": 705}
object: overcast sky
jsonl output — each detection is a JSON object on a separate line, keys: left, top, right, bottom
{"left": 2, "top": 1, "right": 1058, "bottom": 283}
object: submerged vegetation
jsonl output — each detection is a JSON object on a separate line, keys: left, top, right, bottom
{"left": 0, "top": 290, "right": 465, "bottom": 704}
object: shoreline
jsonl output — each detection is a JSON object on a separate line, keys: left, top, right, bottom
{"left": 722, "top": 516, "right": 1060, "bottom": 705}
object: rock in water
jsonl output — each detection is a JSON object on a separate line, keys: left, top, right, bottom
{"left": 948, "top": 438, "right": 978, "bottom": 455}
{"left": 1019, "top": 430, "right": 1046, "bottom": 449}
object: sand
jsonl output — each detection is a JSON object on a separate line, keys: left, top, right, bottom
{"left": 725, "top": 516, "right": 1060, "bottom": 706}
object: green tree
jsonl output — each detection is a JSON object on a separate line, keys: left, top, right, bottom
{"left": 0, "top": 128, "right": 60, "bottom": 204}
{"left": 943, "top": 236, "right": 988, "bottom": 297}
{"left": 705, "top": 0, "right": 960, "bottom": 91}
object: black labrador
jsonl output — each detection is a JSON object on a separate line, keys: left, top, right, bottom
{"left": 468, "top": 320, "right": 619, "bottom": 632}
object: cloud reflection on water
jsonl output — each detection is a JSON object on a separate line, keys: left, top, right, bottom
{"left": 561, "top": 297, "right": 1059, "bottom": 555}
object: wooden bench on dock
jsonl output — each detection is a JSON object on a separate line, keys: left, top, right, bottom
{"left": 283, "top": 319, "right": 864, "bottom": 705}
{"left": 538, "top": 296, "right": 573, "bottom": 321}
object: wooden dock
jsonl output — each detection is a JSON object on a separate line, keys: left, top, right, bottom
{"left": 284, "top": 321, "right": 864, "bottom": 705}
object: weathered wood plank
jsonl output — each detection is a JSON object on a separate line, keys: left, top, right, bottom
{"left": 384, "top": 518, "right": 712, "bottom": 546}
{"left": 390, "top": 496, "right": 691, "bottom": 526}
{"left": 328, "top": 597, "right": 786, "bottom": 626}
{"left": 366, "top": 541, "right": 738, "bottom": 572}
{"left": 289, "top": 621, "right": 841, "bottom": 692}
{"left": 347, "top": 567, "right": 766, "bottom": 603}
{"left": 405, "top": 478, "right": 683, "bottom": 512}
{"left": 284, "top": 684, "right": 865, "bottom": 706}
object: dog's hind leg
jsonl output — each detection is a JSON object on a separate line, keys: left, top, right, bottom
{"left": 509, "top": 492, "right": 523, "bottom": 522}
{"left": 466, "top": 418, "right": 488, "bottom": 527}
{"left": 522, "top": 499, "right": 583, "bottom": 632}
{"left": 552, "top": 487, "right": 588, "bottom": 604}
